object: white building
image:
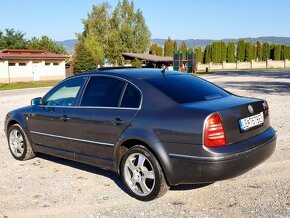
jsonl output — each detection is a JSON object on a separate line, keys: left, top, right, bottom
{"left": 0, "top": 49, "right": 68, "bottom": 83}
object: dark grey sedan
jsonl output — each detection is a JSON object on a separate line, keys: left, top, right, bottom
{"left": 4, "top": 69, "right": 276, "bottom": 201}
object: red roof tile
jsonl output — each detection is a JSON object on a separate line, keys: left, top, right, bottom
{"left": 0, "top": 49, "right": 68, "bottom": 60}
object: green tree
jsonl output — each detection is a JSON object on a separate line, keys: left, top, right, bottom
{"left": 28, "top": 36, "right": 67, "bottom": 54}
{"left": 203, "top": 44, "right": 212, "bottom": 64}
{"left": 227, "top": 41, "right": 235, "bottom": 63}
{"left": 131, "top": 58, "right": 143, "bottom": 68}
{"left": 221, "top": 41, "right": 227, "bottom": 62}
{"left": 149, "top": 43, "right": 158, "bottom": 55}
{"left": 262, "top": 42, "right": 270, "bottom": 61}
{"left": 211, "top": 41, "right": 221, "bottom": 63}
{"left": 194, "top": 47, "right": 203, "bottom": 63}
{"left": 245, "top": 42, "right": 255, "bottom": 62}
{"left": 173, "top": 40, "right": 177, "bottom": 51}
{"left": 284, "top": 46, "right": 290, "bottom": 60}
{"left": 156, "top": 46, "right": 163, "bottom": 56}
{"left": 273, "top": 44, "right": 281, "bottom": 60}
{"left": 76, "top": 0, "right": 151, "bottom": 66}
{"left": 256, "top": 41, "right": 262, "bottom": 61}
{"left": 237, "top": 40, "right": 246, "bottom": 61}
{"left": 0, "top": 28, "right": 27, "bottom": 49}
{"left": 179, "top": 41, "right": 187, "bottom": 60}
{"left": 164, "top": 37, "right": 174, "bottom": 56}
{"left": 270, "top": 44, "right": 275, "bottom": 60}
{"left": 73, "top": 41, "right": 99, "bottom": 73}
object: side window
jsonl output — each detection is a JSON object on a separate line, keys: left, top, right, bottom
{"left": 121, "top": 84, "right": 141, "bottom": 108}
{"left": 81, "top": 77, "right": 125, "bottom": 107}
{"left": 44, "top": 77, "right": 85, "bottom": 106}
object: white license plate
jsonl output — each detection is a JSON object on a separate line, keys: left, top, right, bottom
{"left": 239, "top": 112, "right": 264, "bottom": 132}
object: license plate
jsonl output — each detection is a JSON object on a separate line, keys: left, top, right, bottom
{"left": 239, "top": 112, "right": 264, "bottom": 132}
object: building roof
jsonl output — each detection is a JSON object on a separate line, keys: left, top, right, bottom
{"left": 122, "top": 53, "right": 173, "bottom": 62}
{"left": 0, "top": 49, "right": 68, "bottom": 60}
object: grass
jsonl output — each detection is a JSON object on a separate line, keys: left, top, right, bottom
{"left": 0, "top": 80, "right": 60, "bottom": 91}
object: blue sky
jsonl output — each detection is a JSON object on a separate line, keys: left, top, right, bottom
{"left": 1, "top": 0, "right": 290, "bottom": 41}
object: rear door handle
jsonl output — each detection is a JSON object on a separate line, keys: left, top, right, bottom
{"left": 61, "top": 115, "right": 71, "bottom": 122}
{"left": 113, "top": 118, "right": 125, "bottom": 126}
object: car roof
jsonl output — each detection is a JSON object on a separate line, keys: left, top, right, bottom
{"left": 78, "top": 68, "right": 181, "bottom": 80}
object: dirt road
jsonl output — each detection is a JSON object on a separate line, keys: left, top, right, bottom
{"left": 0, "top": 70, "right": 289, "bottom": 217}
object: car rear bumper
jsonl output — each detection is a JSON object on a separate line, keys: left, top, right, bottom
{"left": 164, "top": 127, "right": 276, "bottom": 185}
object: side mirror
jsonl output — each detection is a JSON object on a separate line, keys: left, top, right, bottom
{"left": 31, "top": 97, "right": 43, "bottom": 106}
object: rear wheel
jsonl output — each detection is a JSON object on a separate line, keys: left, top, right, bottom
{"left": 8, "top": 124, "right": 35, "bottom": 160}
{"left": 121, "top": 145, "right": 169, "bottom": 201}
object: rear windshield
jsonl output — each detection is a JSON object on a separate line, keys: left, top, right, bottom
{"left": 144, "top": 75, "right": 230, "bottom": 104}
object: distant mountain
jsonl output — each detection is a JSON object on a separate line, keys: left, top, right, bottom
{"left": 57, "top": 36, "right": 290, "bottom": 54}
{"left": 56, "top": 39, "right": 77, "bottom": 54}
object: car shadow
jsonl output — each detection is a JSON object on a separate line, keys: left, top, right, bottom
{"left": 170, "top": 183, "right": 213, "bottom": 191}
{"left": 36, "top": 153, "right": 127, "bottom": 193}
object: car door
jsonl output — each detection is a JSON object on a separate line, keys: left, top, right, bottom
{"left": 64, "top": 76, "right": 142, "bottom": 167}
{"left": 27, "top": 76, "right": 87, "bottom": 155}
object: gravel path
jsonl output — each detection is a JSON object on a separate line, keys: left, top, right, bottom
{"left": 0, "top": 70, "right": 289, "bottom": 218}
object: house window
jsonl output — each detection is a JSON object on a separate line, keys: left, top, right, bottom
{"left": 19, "top": 63, "right": 27, "bottom": 66}
{"left": 8, "top": 63, "right": 16, "bottom": 66}
{"left": 45, "top": 62, "right": 51, "bottom": 66}
{"left": 53, "top": 62, "right": 60, "bottom": 66}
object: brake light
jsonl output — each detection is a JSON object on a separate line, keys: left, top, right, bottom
{"left": 204, "top": 113, "right": 226, "bottom": 147}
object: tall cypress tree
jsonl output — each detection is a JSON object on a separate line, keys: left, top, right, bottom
{"left": 256, "top": 41, "right": 262, "bottom": 61}
{"left": 270, "top": 44, "right": 275, "bottom": 60}
{"left": 221, "top": 41, "right": 227, "bottom": 62}
{"left": 227, "top": 42, "right": 235, "bottom": 63}
{"left": 211, "top": 41, "right": 222, "bottom": 63}
{"left": 194, "top": 47, "right": 203, "bottom": 63}
{"left": 274, "top": 44, "right": 281, "bottom": 60}
{"left": 245, "top": 42, "right": 255, "bottom": 62}
{"left": 179, "top": 41, "right": 187, "bottom": 60}
{"left": 262, "top": 42, "right": 270, "bottom": 61}
{"left": 204, "top": 45, "right": 212, "bottom": 64}
{"left": 285, "top": 46, "right": 290, "bottom": 60}
{"left": 164, "top": 37, "right": 174, "bottom": 57}
{"left": 237, "top": 40, "right": 246, "bottom": 61}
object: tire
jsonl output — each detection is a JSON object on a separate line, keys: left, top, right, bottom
{"left": 121, "top": 145, "right": 169, "bottom": 201}
{"left": 7, "top": 124, "right": 35, "bottom": 161}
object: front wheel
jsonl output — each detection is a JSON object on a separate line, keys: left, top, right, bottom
{"left": 121, "top": 145, "right": 169, "bottom": 201}
{"left": 8, "top": 124, "right": 35, "bottom": 161}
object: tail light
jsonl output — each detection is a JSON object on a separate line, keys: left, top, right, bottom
{"left": 204, "top": 113, "right": 226, "bottom": 147}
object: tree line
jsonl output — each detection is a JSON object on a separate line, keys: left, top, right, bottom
{"left": 150, "top": 38, "right": 290, "bottom": 64}
{"left": 0, "top": 28, "right": 67, "bottom": 54}
{"left": 73, "top": 0, "right": 151, "bottom": 72}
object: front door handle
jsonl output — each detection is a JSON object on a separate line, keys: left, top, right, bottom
{"left": 113, "top": 118, "right": 125, "bottom": 126}
{"left": 61, "top": 115, "right": 71, "bottom": 122}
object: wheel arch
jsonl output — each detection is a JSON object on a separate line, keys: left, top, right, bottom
{"left": 114, "top": 138, "right": 173, "bottom": 185}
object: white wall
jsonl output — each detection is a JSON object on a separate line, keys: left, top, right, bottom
{"left": 0, "top": 60, "right": 66, "bottom": 83}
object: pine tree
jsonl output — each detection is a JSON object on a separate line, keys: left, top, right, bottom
{"left": 262, "top": 42, "right": 270, "bottom": 61}
{"left": 256, "top": 41, "right": 262, "bottom": 61}
{"left": 237, "top": 40, "right": 246, "bottom": 61}
{"left": 285, "top": 46, "right": 290, "bottom": 60}
{"left": 270, "top": 44, "right": 275, "bottom": 60}
{"left": 227, "top": 42, "right": 235, "bottom": 63}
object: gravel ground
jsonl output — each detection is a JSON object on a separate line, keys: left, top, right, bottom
{"left": 0, "top": 70, "right": 290, "bottom": 218}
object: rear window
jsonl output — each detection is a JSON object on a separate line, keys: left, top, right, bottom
{"left": 144, "top": 75, "right": 229, "bottom": 104}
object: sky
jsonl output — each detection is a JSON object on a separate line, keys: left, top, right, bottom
{"left": 1, "top": 0, "right": 290, "bottom": 41}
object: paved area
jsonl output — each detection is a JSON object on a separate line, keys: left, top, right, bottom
{"left": 0, "top": 70, "right": 289, "bottom": 217}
